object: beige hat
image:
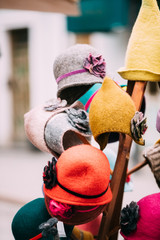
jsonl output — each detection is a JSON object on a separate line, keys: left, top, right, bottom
{"left": 24, "top": 99, "right": 91, "bottom": 157}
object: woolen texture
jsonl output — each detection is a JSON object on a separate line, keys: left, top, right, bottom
{"left": 44, "top": 111, "right": 91, "bottom": 155}
{"left": 24, "top": 100, "right": 90, "bottom": 156}
{"left": 45, "top": 195, "right": 106, "bottom": 225}
{"left": 121, "top": 192, "right": 160, "bottom": 240}
{"left": 44, "top": 144, "right": 112, "bottom": 206}
{"left": 53, "top": 44, "right": 104, "bottom": 102}
{"left": 89, "top": 76, "right": 143, "bottom": 150}
{"left": 11, "top": 198, "right": 52, "bottom": 240}
{"left": 118, "top": 0, "right": 160, "bottom": 81}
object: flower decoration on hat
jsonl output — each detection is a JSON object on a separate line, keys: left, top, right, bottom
{"left": 83, "top": 53, "right": 106, "bottom": 78}
{"left": 43, "top": 157, "right": 57, "bottom": 189}
{"left": 65, "top": 107, "right": 91, "bottom": 134}
{"left": 131, "top": 111, "right": 147, "bottom": 145}
{"left": 44, "top": 98, "right": 67, "bottom": 112}
{"left": 49, "top": 199, "right": 73, "bottom": 219}
{"left": 39, "top": 217, "right": 58, "bottom": 238}
{"left": 120, "top": 201, "right": 139, "bottom": 235}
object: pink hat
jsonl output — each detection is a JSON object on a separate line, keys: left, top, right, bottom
{"left": 120, "top": 192, "right": 160, "bottom": 240}
{"left": 156, "top": 108, "right": 160, "bottom": 133}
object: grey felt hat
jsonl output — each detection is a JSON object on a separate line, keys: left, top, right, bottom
{"left": 24, "top": 99, "right": 91, "bottom": 158}
{"left": 54, "top": 44, "right": 106, "bottom": 103}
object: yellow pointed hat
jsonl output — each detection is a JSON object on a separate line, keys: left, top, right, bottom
{"left": 89, "top": 76, "right": 147, "bottom": 150}
{"left": 118, "top": 0, "right": 160, "bottom": 81}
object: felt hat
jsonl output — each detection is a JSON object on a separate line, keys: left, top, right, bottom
{"left": 156, "top": 108, "right": 160, "bottom": 133}
{"left": 120, "top": 192, "right": 160, "bottom": 240}
{"left": 53, "top": 44, "right": 106, "bottom": 104}
{"left": 24, "top": 99, "right": 91, "bottom": 157}
{"left": 12, "top": 197, "right": 93, "bottom": 240}
{"left": 79, "top": 83, "right": 146, "bottom": 144}
{"left": 89, "top": 76, "right": 147, "bottom": 150}
{"left": 118, "top": 0, "right": 160, "bottom": 81}
{"left": 11, "top": 198, "right": 53, "bottom": 240}
{"left": 44, "top": 145, "right": 112, "bottom": 224}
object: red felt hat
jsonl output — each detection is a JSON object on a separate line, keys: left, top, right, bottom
{"left": 43, "top": 145, "right": 112, "bottom": 206}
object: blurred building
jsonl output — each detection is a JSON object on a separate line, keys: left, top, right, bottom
{"left": 1, "top": 1, "right": 158, "bottom": 149}
{"left": 0, "top": 10, "right": 70, "bottom": 147}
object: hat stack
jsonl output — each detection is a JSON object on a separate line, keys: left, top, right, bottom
{"left": 12, "top": 44, "right": 115, "bottom": 238}
{"left": 43, "top": 145, "right": 112, "bottom": 225}
{"left": 24, "top": 99, "right": 92, "bottom": 157}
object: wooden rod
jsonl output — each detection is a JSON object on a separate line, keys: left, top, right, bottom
{"left": 127, "top": 159, "right": 148, "bottom": 175}
{"left": 97, "top": 81, "right": 147, "bottom": 240}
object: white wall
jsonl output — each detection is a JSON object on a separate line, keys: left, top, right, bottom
{"left": 0, "top": 10, "right": 130, "bottom": 146}
{"left": 0, "top": 10, "right": 69, "bottom": 146}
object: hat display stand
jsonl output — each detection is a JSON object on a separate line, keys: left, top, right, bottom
{"left": 96, "top": 0, "right": 160, "bottom": 238}
{"left": 96, "top": 81, "right": 147, "bottom": 240}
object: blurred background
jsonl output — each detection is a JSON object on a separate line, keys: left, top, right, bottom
{"left": 0, "top": 0, "right": 160, "bottom": 239}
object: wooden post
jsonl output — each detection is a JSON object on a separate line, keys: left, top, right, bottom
{"left": 75, "top": 34, "right": 90, "bottom": 44}
{"left": 97, "top": 81, "right": 147, "bottom": 240}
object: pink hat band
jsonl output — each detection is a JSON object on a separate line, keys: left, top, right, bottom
{"left": 56, "top": 69, "right": 87, "bottom": 83}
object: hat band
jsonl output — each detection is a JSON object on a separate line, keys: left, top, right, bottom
{"left": 57, "top": 180, "right": 109, "bottom": 199}
{"left": 56, "top": 69, "right": 87, "bottom": 83}
{"left": 85, "top": 89, "right": 99, "bottom": 111}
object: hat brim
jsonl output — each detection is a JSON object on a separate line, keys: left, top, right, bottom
{"left": 45, "top": 195, "right": 107, "bottom": 225}
{"left": 24, "top": 100, "right": 89, "bottom": 157}
{"left": 44, "top": 183, "right": 112, "bottom": 207}
{"left": 118, "top": 68, "right": 160, "bottom": 81}
{"left": 57, "top": 71, "right": 103, "bottom": 103}
{"left": 95, "top": 131, "right": 144, "bottom": 151}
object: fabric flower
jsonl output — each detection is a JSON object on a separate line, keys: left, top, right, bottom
{"left": 49, "top": 199, "right": 73, "bottom": 219}
{"left": 44, "top": 98, "right": 67, "bottom": 111}
{"left": 83, "top": 53, "right": 106, "bottom": 78}
{"left": 120, "top": 201, "right": 139, "bottom": 235}
{"left": 39, "top": 218, "right": 58, "bottom": 238}
{"left": 131, "top": 111, "right": 147, "bottom": 143}
{"left": 65, "top": 107, "right": 91, "bottom": 135}
{"left": 43, "top": 157, "right": 57, "bottom": 189}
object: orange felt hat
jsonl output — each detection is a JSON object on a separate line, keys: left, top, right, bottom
{"left": 43, "top": 145, "right": 112, "bottom": 206}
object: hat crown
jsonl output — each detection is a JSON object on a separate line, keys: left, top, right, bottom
{"left": 89, "top": 76, "right": 137, "bottom": 149}
{"left": 130, "top": 193, "right": 160, "bottom": 239}
{"left": 57, "top": 145, "right": 110, "bottom": 196}
{"left": 53, "top": 44, "right": 102, "bottom": 79}
{"left": 118, "top": 0, "right": 160, "bottom": 81}
{"left": 142, "top": 0, "right": 159, "bottom": 8}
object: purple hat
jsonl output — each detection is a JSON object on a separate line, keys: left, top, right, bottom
{"left": 53, "top": 44, "right": 106, "bottom": 104}
{"left": 156, "top": 108, "right": 160, "bottom": 133}
{"left": 120, "top": 192, "right": 160, "bottom": 240}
